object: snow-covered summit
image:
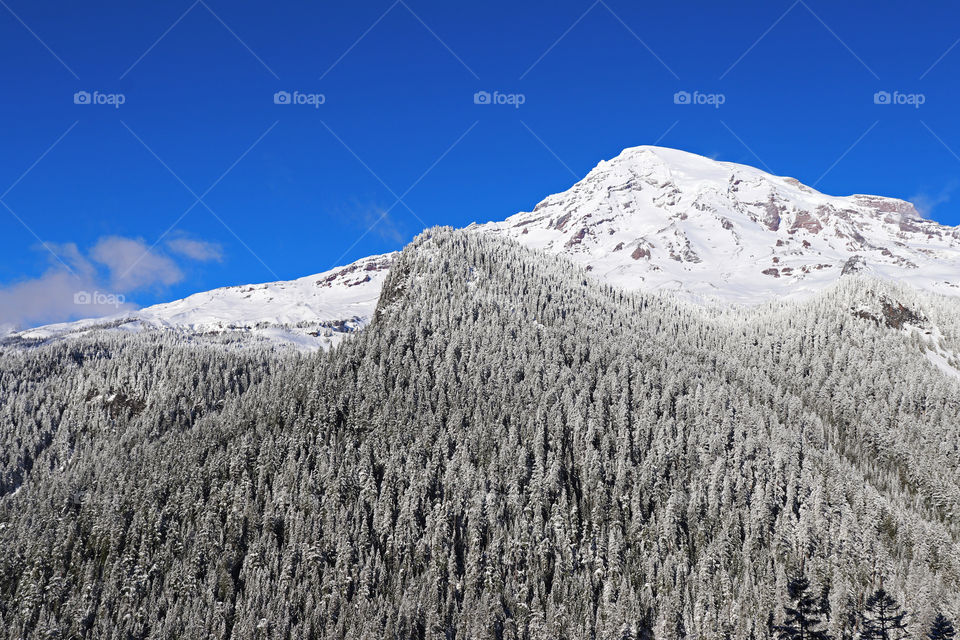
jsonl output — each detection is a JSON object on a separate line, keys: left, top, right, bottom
{"left": 481, "top": 145, "right": 960, "bottom": 303}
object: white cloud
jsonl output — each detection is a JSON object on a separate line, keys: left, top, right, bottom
{"left": 0, "top": 268, "right": 135, "bottom": 329}
{"left": 166, "top": 238, "right": 223, "bottom": 262}
{"left": 90, "top": 236, "right": 183, "bottom": 292}
{"left": 0, "top": 234, "right": 223, "bottom": 331}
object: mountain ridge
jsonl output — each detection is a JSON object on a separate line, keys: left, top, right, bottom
{"left": 8, "top": 145, "right": 960, "bottom": 348}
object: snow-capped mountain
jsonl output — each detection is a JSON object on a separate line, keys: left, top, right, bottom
{"left": 6, "top": 253, "right": 395, "bottom": 350}
{"left": 7, "top": 145, "right": 960, "bottom": 348}
{"left": 482, "top": 145, "right": 960, "bottom": 303}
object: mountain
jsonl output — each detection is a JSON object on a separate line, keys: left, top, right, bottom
{"left": 6, "top": 145, "right": 960, "bottom": 349}
{"left": 4, "top": 253, "right": 395, "bottom": 350}
{"left": 481, "top": 145, "right": 960, "bottom": 303}
{"left": 1, "top": 229, "right": 958, "bottom": 639}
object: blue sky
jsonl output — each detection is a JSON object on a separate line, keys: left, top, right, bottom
{"left": 2, "top": 0, "right": 960, "bottom": 327}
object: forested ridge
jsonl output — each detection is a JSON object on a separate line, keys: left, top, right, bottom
{"left": 0, "top": 229, "right": 958, "bottom": 639}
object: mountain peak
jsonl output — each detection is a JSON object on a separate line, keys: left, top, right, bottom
{"left": 484, "top": 146, "right": 958, "bottom": 303}
{"left": 601, "top": 145, "right": 925, "bottom": 219}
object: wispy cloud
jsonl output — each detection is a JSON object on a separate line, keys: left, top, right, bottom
{"left": 362, "top": 205, "right": 407, "bottom": 244}
{"left": 911, "top": 180, "right": 958, "bottom": 219}
{"left": 166, "top": 237, "right": 223, "bottom": 262}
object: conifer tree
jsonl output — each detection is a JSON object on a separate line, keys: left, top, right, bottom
{"left": 775, "top": 574, "right": 831, "bottom": 640}
{"left": 859, "top": 589, "right": 908, "bottom": 640}
{"left": 928, "top": 614, "right": 956, "bottom": 640}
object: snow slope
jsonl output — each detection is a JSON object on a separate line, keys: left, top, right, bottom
{"left": 8, "top": 145, "right": 960, "bottom": 348}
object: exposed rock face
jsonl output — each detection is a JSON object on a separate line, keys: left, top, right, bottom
{"left": 631, "top": 243, "right": 651, "bottom": 260}
{"left": 565, "top": 227, "right": 588, "bottom": 247}
{"left": 842, "top": 255, "right": 867, "bottom": 276}
{"left": 317, "top": 255, "right": 393, "bottom": 288}
{"left": 791, "top": 211, "right": 823, "bottom": 234}
{"left": 880, "top": 300, "right": 925, "bottom": 329}
{"left": 853, "top": 297, "right": 926, "bottom": 330}
{"left": 86, "top": 388, "right": 146, "bottom": 418}
{"left": 553, "top": 212, "right": 573, "bottom": 230}
{"left": 763, "top": 197, "right": 783, "bottom": 231}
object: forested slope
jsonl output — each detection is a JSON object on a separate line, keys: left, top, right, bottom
{"left": 0, "top": 229, "right": 958, "bottom": 639}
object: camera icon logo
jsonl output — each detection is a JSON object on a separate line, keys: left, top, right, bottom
{"left": 673, "top": 91, "right": 691, "bottom": 105}
{"left": 273, "top": 91, "right": 291, "bottom": 105}
{"left": 873, "top": 91, "right": 891, "bottom": 105}
{"left": 474, "top": 91, "right": 491, "bottom": 105}
{"left": 73, "top": 91, "right": 91, "bottom": 105}
{"left": 74, "top": 291, "right": 91, "bottom": 305}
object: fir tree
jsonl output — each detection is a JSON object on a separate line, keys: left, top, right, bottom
{"left": 929, "top": 614, "right": 956, "bottom": 640}
{"left": 775, "top": 574, "right": 831, "bottom": 640}
{"left": 859, "top": 589, "right": 908, "bottom": 640}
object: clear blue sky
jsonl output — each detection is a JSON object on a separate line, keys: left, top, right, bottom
{"left": 2, "top": 0, "right": 960, "bottom": 327}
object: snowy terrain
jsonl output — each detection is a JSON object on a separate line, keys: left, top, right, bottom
{"left": 7, "top": 145, "right": 960, "bottom": 349}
